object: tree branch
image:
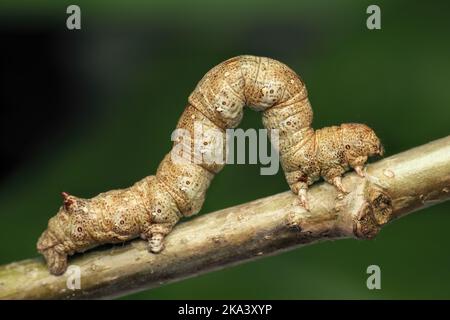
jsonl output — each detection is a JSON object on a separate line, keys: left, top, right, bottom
{"left": 1, "top": 136, "right": 449, "bottom": 299}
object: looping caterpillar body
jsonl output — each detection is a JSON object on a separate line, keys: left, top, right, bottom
{"left": 37, "top": 55, "right": 383, "bottom": 275}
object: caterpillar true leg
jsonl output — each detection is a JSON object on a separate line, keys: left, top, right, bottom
{"left": 37, "top": 55, "right": 384, "bottom": 275}
{"left": 354, "top": 166, "right": 366, "bottom": 177}
{"left": 297, "top": 186, "right": 310, "bottom": 211}
{"left": 331, "top": 176, "right": 348, "bottom": 194}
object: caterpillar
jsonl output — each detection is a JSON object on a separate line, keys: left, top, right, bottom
{"left": 37, "top": 55, "right": 384, "bottom": 275}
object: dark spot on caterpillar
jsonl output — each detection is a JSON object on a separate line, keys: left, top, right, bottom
{"left": 298, "top": 174, "right": 308, "bottom": 183}
{"left": 345, "top": 144, "right": 351, "bottom": 150}
{"left": 222, "top": 101, "right": 226, "bottom": 105}
{"left": 269, "top": 89, "right": 274, "bottom": 94}
{"left": 287, "top": 121, "right": 291, "bottom": 126}
{"left": 203, "top": 141, "right": 208, "bottom": 145}
{"left": 77, "top": 227, "right": 82, "bottom": 232}
{"left": 120, "top": 220, "right": 125, "bottom": 225}
{"left": 157, "top": 209, "right": 161, "bottom": 213}
{"left": 186, "top": 181, "right": 191, "bottom": 185}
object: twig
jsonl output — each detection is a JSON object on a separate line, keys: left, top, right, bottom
{"left": 0, "top": 136, "right": 449, "bottom": 299}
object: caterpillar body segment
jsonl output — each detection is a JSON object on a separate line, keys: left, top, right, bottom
{"left": 37, "top": 55, "right": 383, "bottom": 275}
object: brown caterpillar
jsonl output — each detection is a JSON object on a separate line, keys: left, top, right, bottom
{"left": 37, "top": 55, "right": 383, "bottom": 275}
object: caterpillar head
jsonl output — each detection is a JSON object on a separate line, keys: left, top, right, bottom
{"left": 341, "top": 123, "right": 384, "bottom": 163}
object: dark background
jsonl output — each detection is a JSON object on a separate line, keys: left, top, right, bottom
{"left": 1, "top": 0, "right": 449, "bottom": 299}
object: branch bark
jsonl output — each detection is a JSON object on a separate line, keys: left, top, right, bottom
{"left": 1, "top": 136, "right": 449, "bottom": 299}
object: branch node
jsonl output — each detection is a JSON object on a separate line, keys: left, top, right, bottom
{"left": 369, "top": 188, "right": 393, "bottom": 225}
{"left": 285, "top": 211, "right": 302, "bottom": 231}
{"left": 353, "top": 187, "right": 393, "bottom": 239}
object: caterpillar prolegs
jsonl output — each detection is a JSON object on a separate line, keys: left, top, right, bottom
{"left": 37, "top": 55, "right": 384, "bottom": 275}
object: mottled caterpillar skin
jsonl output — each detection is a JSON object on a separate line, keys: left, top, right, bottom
{"left": 37, "top": 55, "right": 384, "bottom": 275}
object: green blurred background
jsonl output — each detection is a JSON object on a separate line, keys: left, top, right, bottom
{"left": 1, "top": 0, "right": 449, "bottom": 299}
